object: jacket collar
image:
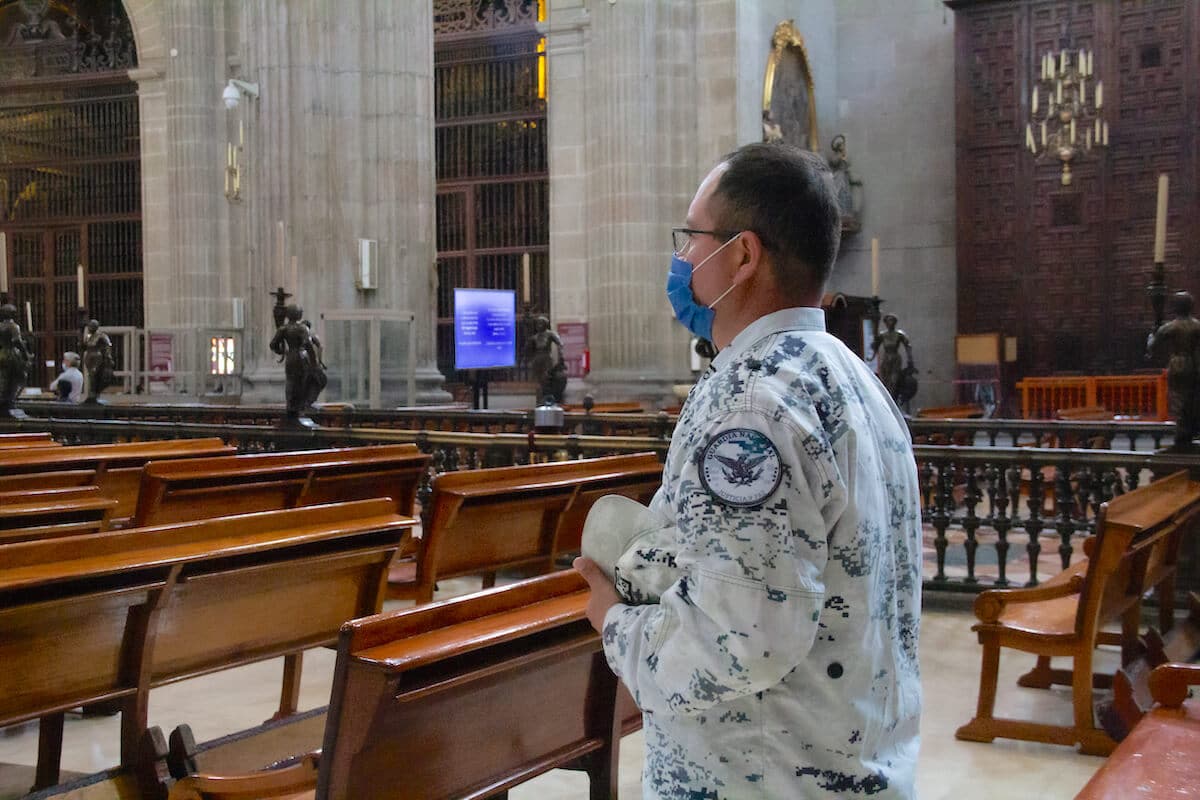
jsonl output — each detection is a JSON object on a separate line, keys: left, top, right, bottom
{"left": 710, "top": 307, "right": 827, "bottom": 373}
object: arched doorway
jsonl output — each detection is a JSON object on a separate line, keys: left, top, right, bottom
{"left": 0, "top": 0, "right": 141, "bottom": 388}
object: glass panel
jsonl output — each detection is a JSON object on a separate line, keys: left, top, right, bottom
{"left": 322, "top": 319, "right": 370, "bottom": 405}
{"left": 379, "top": 318, "right": 413, "bottom": 407}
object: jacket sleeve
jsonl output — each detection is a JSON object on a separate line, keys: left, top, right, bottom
{"left": 600, "top": 406, "right": 847, "bottom": 716}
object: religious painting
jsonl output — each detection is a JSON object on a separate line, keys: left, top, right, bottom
{"left": 762, "top": 20, "right": 818, "bottom": 152}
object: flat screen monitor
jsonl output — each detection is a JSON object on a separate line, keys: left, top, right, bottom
{"left": 453, "top": 288, "right": 517, "bottom": 370}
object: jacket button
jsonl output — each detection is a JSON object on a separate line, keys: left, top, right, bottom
{"left": 827, "top": 662, "right": 844, "bottom": 679}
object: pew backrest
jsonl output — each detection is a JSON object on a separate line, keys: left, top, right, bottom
{"left": 0, "top": 495, "right": 117, "bottom": 544}
{"left": 131, "top": 444, "right": 430, "bottom": 527}
{"left": 0, "top": 439, "right": 235, "bottom": 518}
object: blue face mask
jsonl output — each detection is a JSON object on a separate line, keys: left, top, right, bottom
{"left": 665, "top": 234, "right": 741, "bottom": 343}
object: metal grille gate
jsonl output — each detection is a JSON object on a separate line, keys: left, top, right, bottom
{"left": 0, "top": 2, "right": 141, "bottom": 389}
{"left": 434, "top": 0, "right": 548, "bottom": 385}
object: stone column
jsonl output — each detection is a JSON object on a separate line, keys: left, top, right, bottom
{"left": 237, "top": 0, "right": 443, "bottom": 404}
{"left": 580, "top": 0, "right": 697, "bottom": 405}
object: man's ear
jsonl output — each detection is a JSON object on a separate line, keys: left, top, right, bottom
{"left": 732, "top": 230, "right": 767, "bottom": 284}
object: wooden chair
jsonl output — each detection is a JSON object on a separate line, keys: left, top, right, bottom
{"left": 0, "top": 439, "right": 235, "bottom": 520}
{"left": 0, "top": 499, "right": 414, "bottom": 791}
{"left": 389, "top": 453, "right": 661, "bottom": 603}
{"left": 1074, "top": 663, "right": 1200, "bottom": 798}
{"left": 130, "top": 444, "right": 430, "bottom": 526}
{"left": 166, "top": 571, "right": 626, "bottom": 800}
{"left": 955, "top": 472, "right": 1200, "bottom": 755}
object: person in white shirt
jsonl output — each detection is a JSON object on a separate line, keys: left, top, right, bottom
{"left": 575, "top": 143, "right": 922, "bottom": 799}
{"left": 50, "top": 351, "right": 84, "bottom": 403}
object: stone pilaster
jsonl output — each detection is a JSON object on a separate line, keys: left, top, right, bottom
{"left": 579, "top": 0, "right": 698, "bottom": 405}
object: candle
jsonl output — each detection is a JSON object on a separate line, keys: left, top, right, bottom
{"left": 1102, "top": 121, "right": 1108, "bottom": 146}
{"left": 1031, "top": 87, "right": 1038, "bottom": 115}
{"left": 1026, "top": 123, "right": 1035, "bottom": 152}
{"left": 1056, "top": 80, "right": 1062, "bottom": 105}
{"left": 76, "top": 265, "right": 85, "bottom": 308}
{"left": 522, "top": 252, "right": 531, "bottom": 303}
{"left": 239, "top": 119, "right": 244, "bottom": 147}
{"left": 0, "top": 232, "right": 7, "bottom": 293}
{"left": 870, "top": 238, "right": 879, "bottom": 296}
{"left": 24, "top": 301, "right": 31, "bottom": 331}
{"left": 276, "top": 221, "right": 285, "bottom": 287}
{"left": 1094, "top": 118, "right": 1101, "bottom": 141}
{"left": 1041, "top": 121, "right": 1047, "bottom": 147}
{"left": 1060, "top": 49, "right": 1067, "bottom": 74}
{"left": 1087, "top": 51, "right": 1093, "bottom": 76}
{"left": 1079, "top": 48, "right": 1085, "bottom": 70}
{"left": 1080, "top": 79, "right": 1086, "bottom": 106}
{"left": 1070, "top": 118, "right": 1076, "bottom": 144}
{"left": 1154, "top": 174, "right": 1169, "bottom": 263}
{"left": 227, "top": 142, "right": 233, "bottom": 168}
{"left": 1085, "top": 128, "right": 1092, "bottom": 149}
{"left": 1095, "top": 81, "right": 1102, "bottom": 109}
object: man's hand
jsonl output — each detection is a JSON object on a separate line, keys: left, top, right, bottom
{"left": 573, "top": 556, "right": 621, "bottom": 633}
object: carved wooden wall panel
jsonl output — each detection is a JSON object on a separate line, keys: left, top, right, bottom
{"left": 949, "top": 0, "right": 1198, "bottom": 388}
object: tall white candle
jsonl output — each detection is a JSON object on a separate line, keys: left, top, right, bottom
{"left": 1060, "top": 49, "right": 1067, "bottom": 73}
{"left": 521, "top": 252, "right": 531, "bottom": 303}
{"left": 870, "top": 238, "right": 879, "bottom": 296}
{"left": 1031, "top": 87, "right": 1038, "bottom": 115}
{"left": 1041, "top": 121, "right": 1047, "bottom": 147}
{"left": 24, "top": 300, "right": 32, "bottom": 331}
{"left": 1102, "top": 121, "right": 1108, "bottom": 146}
{"left": 1070, "top": 118, "right": 1076, "bottom": 144}
{"left": 1154, "top": 174, "right": 1169, "bottom": 263}
{"left": 0, "top": 232, "right": 7, "bottom": 294}
{"left": 1095, "top": 81, "right": 1102, "bottom": 109}
{"left": 1087, "top": 51, "right": 1093, "bottom": 76}
{"left": 76, "top": 265, "right": 85, "bottom": 308}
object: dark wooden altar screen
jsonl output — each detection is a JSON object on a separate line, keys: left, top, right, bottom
{"left": 947, "top": 0, "right": 1198, "bottom": 380}
{"left": 434, "top": 0, "right": 549, "bottom": 384}
{"left": 0, "top": 1, "right": 142, "bottom": 388}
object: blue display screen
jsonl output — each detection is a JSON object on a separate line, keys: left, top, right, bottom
{"left": 453, "top": 288, "right": 517, "bottom": 370}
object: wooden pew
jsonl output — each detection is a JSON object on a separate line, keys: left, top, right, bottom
{"left": 955, "top": 472, "right": 1200, "bottom": 754}
{"left": 0, "top": 439, "right": 235, "bottom": 520}
{"left": 0, "top": 431, "right": 59, "bottom": 449}
{"left": 1075, "top": 663, "right": 1200, "bottom": 799}
{"left": 166, "top": 570, "right": 626, "bottom": 800}
{"left": 130, "top": 444, "right": 431, "bottom": 527}
{"left": 0, "top": 485, "right": 104, "bottom": 505}
{"left": 0, "top": 499, "right": 415, "bottom": 791}
{"left": 0, "top": 494, "right": 117, "bottom": 543}
{"left": 389, "top": 453, "right": 661, "bottom": 603}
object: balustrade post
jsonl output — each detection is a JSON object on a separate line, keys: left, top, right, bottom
{"left": 1054, "top": 464, "right": 1075, "bottom": 569}
{"left": 962, "top": 465, "right": 981, "bottom": 583}
{"left": 931, "top": 463, "right": 953, "bottom": 583}
{"left": 1025, "top": 465, "right": 1044, "bottom": 586}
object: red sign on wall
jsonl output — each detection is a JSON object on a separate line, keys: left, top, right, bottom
{"left": 557, "top": 322, "right": 588, "bottom": 379}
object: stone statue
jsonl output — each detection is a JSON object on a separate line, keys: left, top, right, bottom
{"left": 526, "top": 315, "right": 567, "bottom": 404}
{"left": 0, "top": 304, "right": 32, "bottom": 416}
{"left": 270, "top": 303, "right": 326, "bottom": 421}
{"left": 80, "top": 318, "right": 115, "bottom": 403}
{"left": 871, "top": 313, "right": 916, "bottom": 407}
{"left": 1147, "top": 291, "right": 1200, "bottom": 449}
{"left": 761, "top": 109, "right": 784, "bottom": 143}
{"left": 301, "top": 319, "right": 329, "bottom": 409}
{"left": 828, "top": 134, "right": 863, "bottom": 221}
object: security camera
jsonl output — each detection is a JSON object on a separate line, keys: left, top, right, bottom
{"left": 222, "top": 83, "right": 240, "bottom": 110}
{"left": 222, "top": 79, "right": 260, "bottom": 111}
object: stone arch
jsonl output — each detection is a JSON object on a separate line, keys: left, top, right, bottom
{"left": 118, "top": 0, "right": 167, "bottom": 64}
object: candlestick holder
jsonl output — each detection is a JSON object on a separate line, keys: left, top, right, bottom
{"left": 1147, "top": 261, "right": 1168, "bottom": 335}
{"left": 270, "top": 287, "right": 293, "bottom": 330}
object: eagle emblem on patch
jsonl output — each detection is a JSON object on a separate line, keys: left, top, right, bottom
{"left": 699, "top": 428, "right": 783, "bottom": 508}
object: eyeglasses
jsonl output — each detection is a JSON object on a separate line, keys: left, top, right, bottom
{"left": 671, "top": 227, "right": 738, "bottom": 254}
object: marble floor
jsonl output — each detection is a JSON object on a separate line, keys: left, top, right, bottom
{"left": 0, "top": 582, "right": 1123, "bottom": 800}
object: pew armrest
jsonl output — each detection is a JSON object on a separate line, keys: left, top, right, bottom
{"left": 167, "top": 752, "right": 320, "bottom": 800}
{"left": 973, "top": 575, "right": 1085, "bottom": 624}
{"left": 1149, "top": 663, "right": 1200, "bottom": 709}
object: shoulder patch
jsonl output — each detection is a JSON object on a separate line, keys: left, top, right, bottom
{"left": 699, "top": 428, "right": 783, "bottom": 508}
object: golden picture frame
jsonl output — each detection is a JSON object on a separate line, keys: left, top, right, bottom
{"left": 762, "top": 20, "right": 819, "bottom": 153}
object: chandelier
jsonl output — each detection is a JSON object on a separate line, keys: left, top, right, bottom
{"left": 1024, "top": 47, "right": 1107, "bottom": 186}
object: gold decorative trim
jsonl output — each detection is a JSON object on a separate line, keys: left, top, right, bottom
{"left": 762, "top": 20, "right": 818, "bottom": 152}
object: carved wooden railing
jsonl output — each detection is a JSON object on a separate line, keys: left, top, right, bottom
{"left": 1016, "top": 373, "right": 1168, "bottom": 420}
{"left": 5, "top": 414, "right": 1199, "bottom": 595}
{"left": 13, "top": 400, "right": 1181, "bottom": 452}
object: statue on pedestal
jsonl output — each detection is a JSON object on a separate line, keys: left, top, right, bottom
{"left": 871, "top": 313, "right": 917, "bottom": 408}
{"left": 828, "top": 134, "right": 863, "bottom": 223}
{"left": 1147, "top": 291, "right": 1200, "bottom": 449}
{"left": 80, "top": 318, "right": 115, "bottom": 404}
{"left": 270, "top": 303, "right": 326, "bottom": 423}
{"left": 526, "top": 315, "right": 567, "bottom": 405}
{"left": 0, "top": 304, "right": 32, "bottom": 417}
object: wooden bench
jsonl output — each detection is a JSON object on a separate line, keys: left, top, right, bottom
{"left": 955, "top": 471, "right": 1200, "bottom": 755}
{"left": 130, "top": 444, "right": 431, "bottom": 527}
{"left": 1075, "top": 663, "right": 1200, "bottom": 798}
{"left": 0, "top": 494, "right": 118, "bottom": 544}
{"left": 0, "top": 431, "right": 59, "bottom": 449}
{"left": 389, "top": 453, "right": 662, "bottom": 603}
{"left": 165, "top": 570, "right": 630, "bottom": 800}
{"left": 0, "top": 499, "right": 415, "bottom": 791}
{"left": 0, "top": 439, "right": 235, "bottom": 520}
